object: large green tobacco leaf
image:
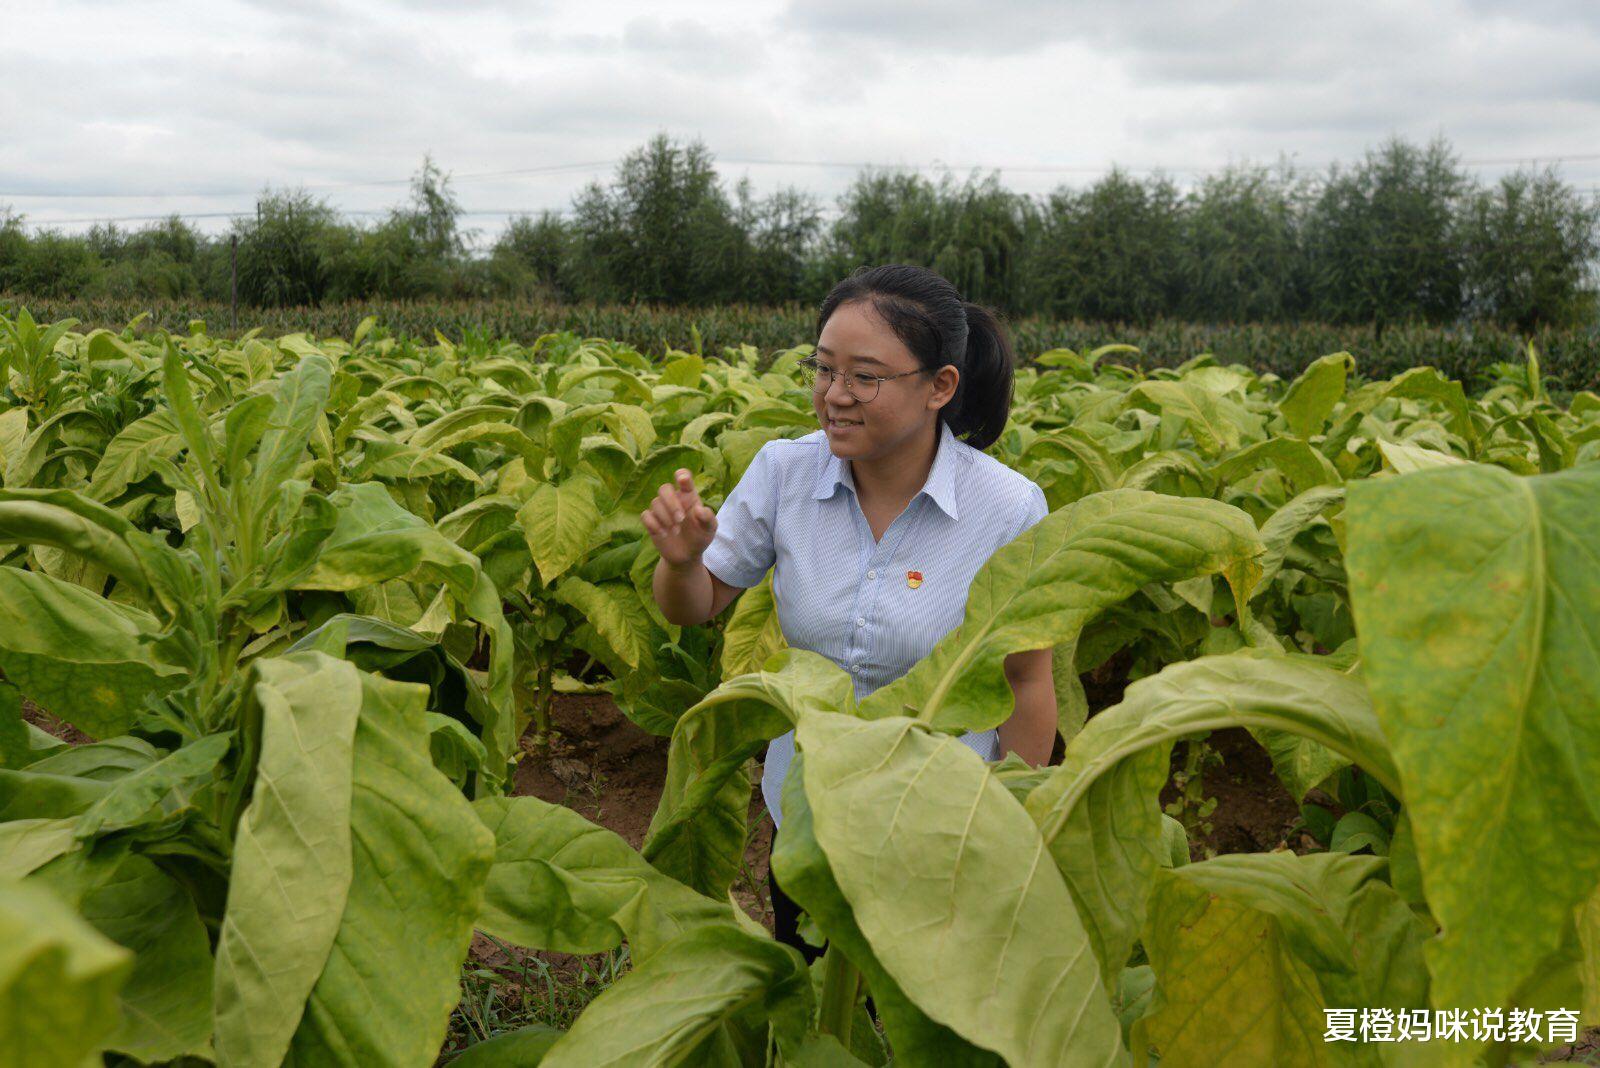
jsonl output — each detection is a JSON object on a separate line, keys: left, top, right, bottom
{"left": 540, "top": 925, "right": 812, "bottom": 1068}
{"left": 1279, "top": 352, "right": 1353, "bottom": 439}
{"left": 797, "top": 712, "right": 1128, "bottom": 1067}
{"left": 518, "top": 475, "right": 602, "bottom": 585}
{"left": 1130, "top": 380, "right": 1259, "bottom": 455}
{"left": 20, "top": 736, "right": 156, "bottom": 781}
{"left": 643, "top": 650, "right": 854, "bottom": 897}
{"left": 553, "top": 576, "right": 656, "bottom": 676}
{"left": 0, "top": 681, "right": 31, "bottom": 772}
{"left": 212, "top": 654, "right": 362, "bottom": 1067}
{"left": 1252, "top": 486, "right": 1346, "bottom": 594}
{"left": 250, "top": 354, "right": 332, "bottom": 493}
{"left": 1580, "top": 883, "right": 1600, "bottom": 1024}
{"left": 297, "top": 482, "right": 517, "bottom": 787}
{"left": 1212, "top": 438, "right": 1341, "bottom": 496}
{"left": 0, "top": 767, "right": 112, "bottom": 820}
{"left": 283, "top": 668, "right": 494, "bottom": 1065}
{"left": 1325, "top": 368, "right": 1478, "bottom": 465}
{"left": 0, "top": 567, "right": 183, "bottom": 738}
{"left": 859, "top": 490, "right": 1263, "bottom": 733}
{"left": 771, "top": 757, "right": 1004, "bottom": 1068}
{"left": 718, "top": 572, "right": 785, "bottom": 678}
{"left": 0, "top": 818, "right": 78, "bottom": 878}
{"left": 0, "top": 409, "right": 26, "bottom": 481}
{"left": 72, "top": 731, "right": 230, "bottom": 839}
{"left": 31, "top": 849, "right": 215, "bottom": 1063}
{"left": 288, "top": 614, "right": 502, "bottom": 789}
{"left": 1346, "top": 463, "right": 1600, "bottom": 1012}
{"left": 474, "top": 795, "right": 735, "bottom": 964}
{"left": 0, "top": 877, "right": 130, "bottom": 1068}
{"left": 86, "top": 408, "right": 184, "bottom": 501}
{"left": 448, "top": 1025, "right": 564, "bottom": 1067}
{"left": 1134, "top": 852, "right": 1430, "bottom": 1068}
{"left": 1026, "top": 653, "right": 1395, "bottom": 992}
{"left": 0, "top": 488, "right": 152, "bottom": 599}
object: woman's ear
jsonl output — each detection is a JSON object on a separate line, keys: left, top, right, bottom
{"left": 928, "top": 365, "right": 959, "bottom": 410}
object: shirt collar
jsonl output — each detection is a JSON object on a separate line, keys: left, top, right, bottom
{"left": 812, "top": 419, "right": 965, "bottom": 520}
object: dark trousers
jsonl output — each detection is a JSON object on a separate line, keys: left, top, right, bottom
{"left": 768, "top": 864, "right": 825, "bottom": 966}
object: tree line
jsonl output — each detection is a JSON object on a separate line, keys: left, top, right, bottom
{"left": 3, "top": 134, "right": 1597, "bottom": 330}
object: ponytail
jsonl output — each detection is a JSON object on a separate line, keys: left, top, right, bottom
{"left": 944, "top": 301, "right": 1015, "bottom": 452}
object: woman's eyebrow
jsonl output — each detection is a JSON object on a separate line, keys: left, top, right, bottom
{"left": 815, "top": 345, "right": 889, "bottom": 368}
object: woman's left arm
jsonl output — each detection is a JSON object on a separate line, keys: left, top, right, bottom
{"left": 998, "top": 647, "right": 1056, "bottom": 766}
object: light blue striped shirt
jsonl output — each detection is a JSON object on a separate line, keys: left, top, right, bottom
{"left": 701, "top": 417, "right": 1049, "bottom": 827}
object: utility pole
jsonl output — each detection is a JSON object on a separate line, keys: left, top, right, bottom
{"left": 230, "top": 234, "right": 238, "bottom": 332}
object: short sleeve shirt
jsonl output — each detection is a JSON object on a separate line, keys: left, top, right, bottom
{"left": 701, "top": 418, "right": 1049, "bottom": 826}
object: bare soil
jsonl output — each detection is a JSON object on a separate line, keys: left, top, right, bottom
{"left": 1159, "top": 727, "right": 1306, "bottom": 858}
{"left": 20, "top": 699, "right": 93, "bottom": 745}
{"left": 511, "top": 693, "right": 776, "bottom": 928}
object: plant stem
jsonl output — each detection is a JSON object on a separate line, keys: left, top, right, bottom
{"left": 817, "top": 944, "right": 859, "bottom": 1047}
{"left": 532, "top": 650, "right": 554, "bottom": 746}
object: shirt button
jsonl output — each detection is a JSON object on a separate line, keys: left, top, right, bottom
{"left": 867, "top": 570, "right": 876, "bottom": 579}
{"left": 856, "top": 617, "right": 866, "bottom": 627}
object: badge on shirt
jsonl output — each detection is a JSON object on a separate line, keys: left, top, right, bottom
{"left": 906, "top": 570, "right": 923, "bottom": 589}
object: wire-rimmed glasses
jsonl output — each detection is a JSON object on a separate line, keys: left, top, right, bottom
{"left": 797, "top": 356, "right": 932, "bottom": 403}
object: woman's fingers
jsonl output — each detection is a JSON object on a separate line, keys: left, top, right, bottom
{"left": 642, "top": 473, "right": 714, "bottom": 555}
{"left": 656, "top": 482, "right": 685, "bottom": 523}
{"left": 673, "top": 469, "right": 702, "bottom": 509}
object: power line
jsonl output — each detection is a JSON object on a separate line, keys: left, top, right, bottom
{"left": 720, "top": 152, "right": 1600, "bottom": 174}
{"left": 10, "top": 207, "right": 585, "bottom": 228}
{"left": 6, "top": 148, "right": 1600, "bottom": 202}
{"left": 8, "top": 152, "right": 1595, "bottom": 231}
{"left": 0, "top": 160, "right": 618, "bottom": 200}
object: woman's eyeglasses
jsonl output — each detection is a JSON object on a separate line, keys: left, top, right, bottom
{"left": 797, "top": 356, "right": 932, "bottom": 403}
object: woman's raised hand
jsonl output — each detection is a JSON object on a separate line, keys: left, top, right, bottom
{"left": 640, "top": 468, "right": 718, "bottom": 566}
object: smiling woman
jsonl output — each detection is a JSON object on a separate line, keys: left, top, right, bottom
{"left": 642, "top": 262, "right": 1057, "bottom": 967}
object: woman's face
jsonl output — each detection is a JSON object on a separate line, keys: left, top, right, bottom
{"left": 812, "top": 300, "right": 959, "bottom": 462}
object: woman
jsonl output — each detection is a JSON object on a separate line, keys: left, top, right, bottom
{"left": 641, "top": 263, "right": 1057, "bottom": 966}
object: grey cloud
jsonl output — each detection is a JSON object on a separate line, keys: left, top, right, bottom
{"left": 777, "top": 0, "right": 1066, "bottom": 57}
{"left": 8, "top": 0, "right": 1600, "bottom": 235}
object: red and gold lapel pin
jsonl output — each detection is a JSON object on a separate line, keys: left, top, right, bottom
{"left": 906, "top": 570, "right": 923, "bottom": 589}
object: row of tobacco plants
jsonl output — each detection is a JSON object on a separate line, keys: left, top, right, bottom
{"left": 0, "top": 306, "right": 1596, "bottom": 1066}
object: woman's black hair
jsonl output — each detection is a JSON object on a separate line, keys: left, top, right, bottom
{"left": 816, "top": 263, "right": 1015, "bottom": 451}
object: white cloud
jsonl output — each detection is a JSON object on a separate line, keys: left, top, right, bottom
{"left": 5, "top": 0, "right": 1599, "bottom": 241}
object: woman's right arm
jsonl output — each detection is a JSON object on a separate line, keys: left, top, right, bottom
{"left": 652, "top": 557, "right": 743, "bottom": 626}
{"left": 642, "top": 468, "right": 746, "bottom": 626}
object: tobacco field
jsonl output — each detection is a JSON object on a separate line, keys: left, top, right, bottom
{"left": 0, "top": 307, "right": 1597, "bottom": 1067}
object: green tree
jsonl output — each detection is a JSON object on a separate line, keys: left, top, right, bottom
{"left": 399, "top": 153, "right": 468, "bottom": 261}
{"left": 1028, "top": 168, "right": 1183, "bottom": 323}
{"left": 730, "top": 178, "right": 824, "bottom": 306}
{"left": 569, "top": 134, "right": 746, "bottom": 304}
{"left": 233, "top": 188, "right": 342, "bottom": 307}
{"left": 1303, "top": 136, "right": 1469, "bottom": 326}
{"left": 1460, "top": 167, "right": 1600, "bottom": 330}
{"left": 327, "top": 156, "right": 473, "bottom": 301}
{"left": 1174, "top": 163, "right": 1310, "bottom": 321}
{"left": 84, "top": 216, "right": 206, "bottom": 300}
{"left": 824, "top": 169, "right": 1034, "bottom": 313}
{"left": 492, "top": 210, "right": 576, "bottom": 301}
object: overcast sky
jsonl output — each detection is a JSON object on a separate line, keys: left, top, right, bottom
{"left": 6, "top": 0, "right": 1600, "bottom": 245}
